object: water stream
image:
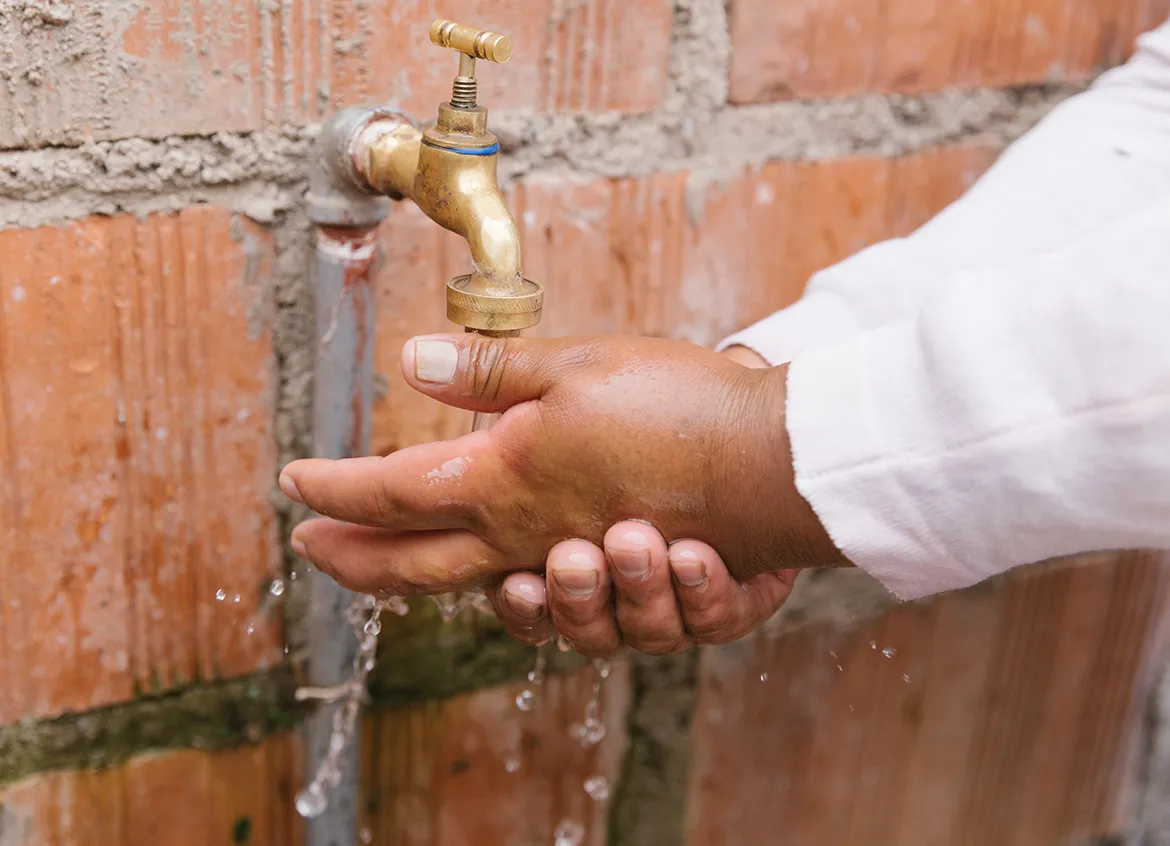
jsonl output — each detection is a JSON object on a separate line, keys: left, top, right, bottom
{"left": 271, "top": 405, "right": 614, "bottom": 843}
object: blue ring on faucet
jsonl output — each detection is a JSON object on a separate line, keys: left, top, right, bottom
{"left": 438, "top": 142, "right": 501, "bottom": 156}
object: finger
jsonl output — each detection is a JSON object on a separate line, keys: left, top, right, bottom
{"left": 279, "top": 435, "right": 495, "bottom": 531}
{"left": 487, "top": 574, "right": 554, "bottom": 646}
{"left": 606, "top": 522, "right": 691, "bottom": 655}
{"left": 668, "top": 540, "right": 796, "bottom": 644}
{"left": 545, "top": 539, "right": 622, "bottom": 658}
{"left": 291, "top": 517, "right": 509, "bottom": 595}
{"left": 402, "top": 333, "right": 583, "bottom": 414}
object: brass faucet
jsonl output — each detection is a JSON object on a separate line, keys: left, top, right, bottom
{"left": 312, "top": 20, "right": 542, "bottom": 336}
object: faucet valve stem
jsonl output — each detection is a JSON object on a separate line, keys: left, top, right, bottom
{"left": 451, "top": 54, "right": 478, "bottom": 110}
{"left": 430, "top": 19, "right": 511, "bottom": 112}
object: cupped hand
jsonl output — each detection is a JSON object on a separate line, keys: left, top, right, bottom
{"left": 280, "top": 334, "right": 843, "bottom": 600}
{"left": 487, "top": 345, "right": 799, "bottom": 656}
{"left": 488, "top": 520, "right": 799, "bottom": 656}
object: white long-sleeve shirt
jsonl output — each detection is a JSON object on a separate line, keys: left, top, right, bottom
{"left": 718, "top": 20, "right": 1170, "bottom": 600}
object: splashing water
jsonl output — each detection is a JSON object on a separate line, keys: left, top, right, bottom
{"left": 882, "top": 647, "right": 896, "bottom": 659}
{"left": 215, "top": 589, "right": 227, "bottom": 602}
{"left": 584, "top": 774, "right": 611, "bottom": 802}
{"left": 569, "top": 659, "right": 610, "bottom": 749}
{"left": 269, "top": 579, "right": 285, "bottom": 597}
{"left": 296, "top": 594, "right": 396, "bottom": 818}
{"left": 554, "top": 819, "right": 585, "bottom": 846}
{"left": 432, "top": 593, "right": 464, "bottom": 622}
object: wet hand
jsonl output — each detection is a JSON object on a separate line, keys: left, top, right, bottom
{"left": 489, "top": 521, "right": 798, "bottom": 656}
{"left": 280, "top": 334, "right": 842, "bottom": 598}
{"left": 488, "top": 346, "right": 796, "bottom": 655}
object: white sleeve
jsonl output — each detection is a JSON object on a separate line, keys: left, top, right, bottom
{"left": 785, "top": 196, "right": 1170, "bottom": 600}
{"left": 719, "top": 19, "right": 1170, "bottom": 365}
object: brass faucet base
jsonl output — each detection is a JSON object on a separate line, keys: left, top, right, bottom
{"left": 447, "top": 275, "right": 543, "bottom": 332}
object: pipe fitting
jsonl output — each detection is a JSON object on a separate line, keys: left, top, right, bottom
{"left": 307, "top": 107, "right": 409, "bottom": 227}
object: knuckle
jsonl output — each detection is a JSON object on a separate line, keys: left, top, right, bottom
{"left": 464, "top": 336, "right": 511, "bottom": 401}
{"left": 685, "top": 606, "right": 743, "bottom": 644}
{"left": 627, "top": 634, "right": 687, "bottom": 655}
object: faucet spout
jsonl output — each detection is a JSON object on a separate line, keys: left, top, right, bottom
{"left": 362, "top": 120, "right": 542, "bottom": 332}
{"left": 415, "top": 147, "right": 522, "bottom": 291}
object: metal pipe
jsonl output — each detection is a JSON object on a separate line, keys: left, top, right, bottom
{"left": 301, "top": 110, "right": 390, "bottom": 846}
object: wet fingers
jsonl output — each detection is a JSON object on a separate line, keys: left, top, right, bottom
{"left": 545, "top": 540, "right": 622, "bottom": 658}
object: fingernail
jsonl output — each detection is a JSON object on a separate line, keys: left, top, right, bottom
{"left": 504, "top": 583, "right": 544, "bottom": 620}
{"left": 612, "top": 548, "right": 650, "bottom": 581}
{"left": 290, "top": 534, "right": 308, "bottom": 558}
{"left": 414, "top": 338, "right": 458, "bottom": 384}
{"left": 553, "top": 568, "right": 598, "bottom": 598}
{"left": 279, "top": 472, "right": 303, "bottom": 504}
{"left": 670, "top": 549, "right": 707, "bottom": 587}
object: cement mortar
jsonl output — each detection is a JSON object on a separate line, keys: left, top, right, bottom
{"left": 0, "top": 128, "right": 313, "bottom": 228}
{"left": 0, "top": 669, "right": 300, "bottom": 786}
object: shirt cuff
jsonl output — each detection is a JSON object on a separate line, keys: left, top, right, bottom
{"left": 784, "top": 324, "right": 983, "bottom": 601}
{"left": 715, "top": 292, "right": 862, "bottom": 365}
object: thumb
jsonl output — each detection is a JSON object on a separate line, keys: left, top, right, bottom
{"left": 401, "top": 333, "right": 562, "bottom": 413}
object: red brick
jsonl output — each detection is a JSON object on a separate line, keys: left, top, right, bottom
{"left": 728, "top": 0, "right": 1170, "bottom": 103}
{"left": 1, "top": 0, "right": 673, "bottom": 149}
{"left": 685, "top": 553, "right": 1170, "bottom": 846}
{"left": 0, "top": 208, "right": 282, "bottom": 724}
{"left": 0, "top": 733, "right": 302, "bottom": 846}
{"left": 359, "top": 663, "right": 630, "bottom": 845}
{"left": 369, "top": 144, "right": 994, "bottom": 453}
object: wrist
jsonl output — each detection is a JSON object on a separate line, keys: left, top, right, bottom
{"left": 714, "top": 364, "right": 848, "bottom": 579}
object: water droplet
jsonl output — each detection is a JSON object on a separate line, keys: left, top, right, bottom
{"left": 554, "top": 818, "right": 585, "bottom": 846}
{"left": 359, "top": 828, "right": 372, "bottom": 844}
{"left": 584, "top": 775, "right": 611, "bottom": 802}
{"left": 870, "top": 640, "right": 877, "bottom": 649}
{"left": 363, "top": 617, "right": 382, "bottom": 637}
{"left": 269, "top": 579, "right": 285, "bottom": 597}
{"left": 515, "top": 689, "right": 536, "bottom": 712}
{"left": 595, "top": 659, "right": 612, "bottom": 679}
{"left": 903, "top": 674, "right": 911, "bottom": 683}
{"left": 383, "top": 596, "right": 410, "bottom": 616}
{"left": 569, "top": 720, "right": 607, "bottom": 748}
{"left": 246, "top": 623, "right": 256, "bottom": 636}
{"left": 284, "top": 645, "right": 290, "bottom": 654}
{"left": 882, "top": 647, "right": 896, "bottom": 658}
{"left": 829, "top": 650, "right": 837, "bottom": 659}
{"left": 505, "top": 757, "right": 520, "bottom": 773}
{"left": 432, "top": 594, "right": 462, "bottom": 622}
{"left": 759, "top": 672, "right": 768, "bottom": 682}
{"left": 215, "top": 589, "right": 227, "bottom": 602}
{"left": 836, "top": 664, "right": 843, "bottom": 672}
{"left": 848, "top": 703, "right": 855, "bottom": 712}
{"left": 289, "top": 570, "right": 298, "bottom": 581}
{"left": 556, "top": 635, "right": 574, "bottom": 652}
{"left": 233, "top": 594, "right": 242, "bottom": 604}
{"left": 295, "top": 783, "right": 327, "bottom": 818}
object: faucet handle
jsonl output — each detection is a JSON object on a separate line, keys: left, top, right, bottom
{"left": 429, "top": 20, "right": 512, "bottom": 64}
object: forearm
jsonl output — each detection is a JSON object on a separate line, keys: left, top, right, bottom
{"left": 720, "top": 19, "right": 1170, "bottom": 366}
{"left": 786, "top": 196, "right": 1170, "bottom": 599}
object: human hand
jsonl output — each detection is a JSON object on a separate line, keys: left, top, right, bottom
{"left": 280, "top": 335, "right": 843, "bottom": 599}
{"left": 488, "top": 520, "right": 799, "bottom": 656}
{"left": 489, "top": 345, "right": 798, "bottom": 655}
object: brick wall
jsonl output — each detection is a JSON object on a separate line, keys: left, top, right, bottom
{"left": 1, "top": 0, "right": 1168, "bottom": 843}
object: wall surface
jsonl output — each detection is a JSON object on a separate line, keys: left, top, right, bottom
{"left": 1, "top": 0, "right": 1169, "bottom": 844}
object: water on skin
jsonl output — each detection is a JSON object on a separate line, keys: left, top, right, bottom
{"left": 553, "top": 819, "right": 586, "bottom": 846}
